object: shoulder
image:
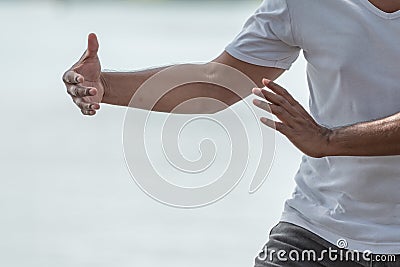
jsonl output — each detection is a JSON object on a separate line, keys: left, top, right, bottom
{"left": 257, "top": 0, "right": 312, "bottom": 18}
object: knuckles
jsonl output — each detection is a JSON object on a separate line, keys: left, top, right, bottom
{"left": 271, "top": 105, "right": 284, "bottom": 115}
{"left": 276, "top": 97, "right": 287, "bottom": 106}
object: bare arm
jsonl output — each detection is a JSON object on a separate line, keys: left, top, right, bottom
{"left": 327, "top": 112, "right": 400, "bottom": 156}
{"left": 253, "top": 79, "right": 400, "bottom": 157}
{"left": 63, "top": 34, "right": 284, "bottom": 115}
{"left": 102, "top": 52, "right": 284, "bottom": 113}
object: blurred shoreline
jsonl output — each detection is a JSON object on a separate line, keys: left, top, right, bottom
{"left": 0, "top": 1, "right": 306, "bottom": 266}
{"left": 0, "top": 0, "right": 258, "bottom": 4}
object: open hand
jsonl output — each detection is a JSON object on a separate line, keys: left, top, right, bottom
{"left": 252, "top": 79, "right": 332, "bottom": 158}
{"left": 62, "top": 33, "right": 104, "bottom": 116}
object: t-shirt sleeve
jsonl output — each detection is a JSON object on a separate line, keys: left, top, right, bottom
{"left": 225, "top": 0, "right": 301, "bottom": 70}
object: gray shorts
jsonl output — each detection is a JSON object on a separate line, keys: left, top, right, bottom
{"left": 254, "top": 222, "right": 400, "bottom": 267}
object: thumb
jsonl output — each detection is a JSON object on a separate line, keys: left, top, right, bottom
{"left": 86, "top": 33, "right": 99, "bottom": 58}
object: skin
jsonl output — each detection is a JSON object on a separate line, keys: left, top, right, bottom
{"left": 63, "top": 0, "right": 400, "bottom": 158}
{"left": 63, "top": 34, "right": 284, "bottom": 115}
{"left": 367, "top": 0, "right": 400, "bottom": 13}
{"left": 251, "top": 0, "right": 400, "bottom": 158}
{"left": 252, "top": 79, "right": 400, "bottom": 158}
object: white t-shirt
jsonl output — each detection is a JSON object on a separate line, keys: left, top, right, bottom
{"left": 226, "top": 0, "right": 400, "bottom": 254}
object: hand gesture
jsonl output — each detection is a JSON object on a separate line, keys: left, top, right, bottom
{"left": 253, "top": 79, "right": 332, "bottom": 158}
{"left": 63, "top": 33, "right": 104, "bottom": 116}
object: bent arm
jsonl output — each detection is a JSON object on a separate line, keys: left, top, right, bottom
{"left": 253, "top": 79, "right": 400, "bottom": 158}
{"left": 328, "top": 112, "right": 400, "bottom": 156}
{"left": 101, "top": 51, "right": 285, "bottom": 114}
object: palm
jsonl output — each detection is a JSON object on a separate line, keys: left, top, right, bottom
{"left": 74, "top": 56, "right": 103, "bottom": 104}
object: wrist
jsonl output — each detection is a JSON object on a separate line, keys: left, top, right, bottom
{"left": 325, "top": 127, "right": 345, "bottom": 157}
{"left": 100, "top": 71, "right": 111, "bottom": 103}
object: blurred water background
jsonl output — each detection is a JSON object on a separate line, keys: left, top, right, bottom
{"left": 0, "top": 1, "right": 308, "bottom": 266}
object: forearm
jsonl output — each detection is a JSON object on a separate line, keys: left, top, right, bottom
{"left": 328, "top": 112, "right": 400, "bottom": 156}
{"left": 100, "top": 65, "right": 243, "bottom": 114}
{"left": 101, "top": 67, "right": 165, "bottom": 107}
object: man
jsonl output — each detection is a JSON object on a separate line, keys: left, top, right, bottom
{"left": 63, "top": 0, "right": 400, "bottom": 266}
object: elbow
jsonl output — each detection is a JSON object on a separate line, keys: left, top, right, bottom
{"left": 203, "top": 63, "right": 244, "bottom": 114}
{"left": 200, "top": 93, "right": 242, "bottom": 115}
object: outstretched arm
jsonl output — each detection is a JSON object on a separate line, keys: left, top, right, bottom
{"left": 100, "top": 50, "right": 284, "bottom": 113}
{"left": 63, "top": 33, "right": 285, "bottom": 115}
{"left": 253, "top": 79, "right": 400, "bottom": 157}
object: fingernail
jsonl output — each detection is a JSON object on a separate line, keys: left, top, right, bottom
{"left": 263, "top": 78, "right": 271, "bottom": 84}
{"left": 252, "top": 88, "right": 262, "bottom": 94}
{"left": 89, "top": 88, "right": 97, "bottom": 95}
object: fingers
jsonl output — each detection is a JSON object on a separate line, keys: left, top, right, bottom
{"left": 253, "top": 99, "right": 294, "bottom": 126}
{"left": 262, "top": 79, "right": 311, "bottom": 119}
{"left": 73, "top": 98, "right": 100, "bottom": 110}
{"left": 252, "top": 88, "right": 265, "bottom": 99}
{"left": 75, "top": 33, "right": 99, "bottom": 64}
{"left": 254, "top": 88, "right": 298, "bottom": 117}
{"left": 63, "top": 70, "right": 84, "bottom": 84}
{"left": 73, "top": 97, "right": 100, "bottom": 116}
{"left": 260, "top": 117, "right": 289, "bottom": 135}
{"left": 64, "top": 72, "right": 100, "bottom": 116}
{"left": 253, "top": 85, "right": 296, "bottom": 124}
{"left": 67, "top": 85, "right": 97, "bottom": 97}
{"left": 82, "top": 109, "right": 97, "bottom": 116}
{"left": 262, "top": 79, "right": 298, "bottom": 105}
{"left": 87, "top": 33, "right": 99, "bottom": 58}
{"left": 63, "top": 33, "right": 99, "bottom": 84}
